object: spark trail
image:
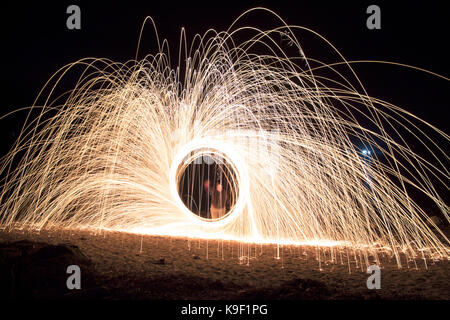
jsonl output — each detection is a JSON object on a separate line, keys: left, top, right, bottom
{"left": 0, "top": 8, "right": 448, "bottom": 267}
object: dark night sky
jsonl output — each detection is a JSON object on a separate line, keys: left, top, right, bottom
{"left": 1, "top": 0, "right": 449, "bottom": 155}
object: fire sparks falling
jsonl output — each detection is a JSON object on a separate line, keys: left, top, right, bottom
{"left": 0, "top": 8, "right": 448, "bottom": 267}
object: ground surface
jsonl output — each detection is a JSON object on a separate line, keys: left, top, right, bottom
{"left": 0, "top": 227, "right": 449, "bottom": 300}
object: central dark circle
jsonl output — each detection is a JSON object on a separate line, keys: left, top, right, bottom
{"left": 177, "top": 149, "right": 238, "bottom": 221}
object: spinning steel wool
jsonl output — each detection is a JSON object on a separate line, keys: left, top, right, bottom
{"left": 0, "top": 8, "right": 448, "bottom": 266}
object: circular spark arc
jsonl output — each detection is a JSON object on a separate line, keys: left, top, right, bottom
{"left": 0, "top": 8, "right": 448, "bottom": 267}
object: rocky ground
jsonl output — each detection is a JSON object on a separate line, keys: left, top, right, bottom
{"left": 0, "top": 227, "right": 449, "bottom": 300}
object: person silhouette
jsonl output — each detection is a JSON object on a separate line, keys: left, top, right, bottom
{"left": 210, "top": 181, "right": 229, "bottom": 219}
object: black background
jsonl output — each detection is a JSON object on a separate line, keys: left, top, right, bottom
{"left": 1, "top": 0, "right": 448, "bottom": 154}
{"left": 0, "top": 1, "right": 449, "bottom": 307}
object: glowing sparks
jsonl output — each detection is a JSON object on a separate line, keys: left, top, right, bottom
{"left": 0, "top": 8, "right": 448, "bottom": 267}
